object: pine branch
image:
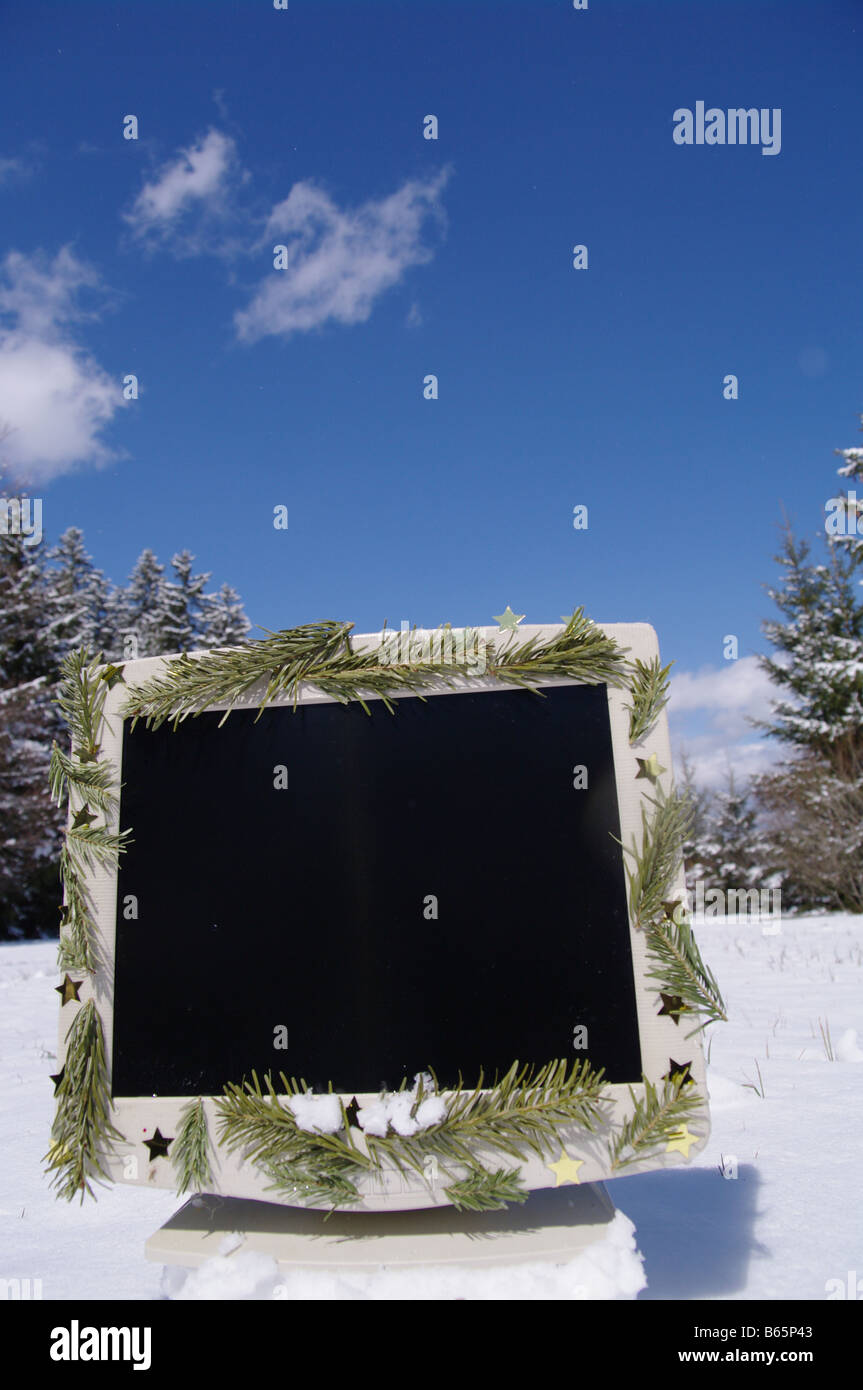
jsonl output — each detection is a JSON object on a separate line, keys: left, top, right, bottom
{"left": 45, "top": 1001, "right": 123, "bottom": 1202}
{"left": 490, "top": 609, "right": 629, "bottom": 691}
{"left": 54, "top": 647, "right": 111, "bottom": 762}
{"left": 173, "top": 1098, "right": 215, "bottom": 1196}
{"left": 57, "top": 847, "right": 98, "bottom": 974}
{"left": 121, "top": 621, "right": 470, "bottom": 727}
{"left": 121, "top": 613, "right": 631, "bottom": 730}
{"left": 216, "top": 1072, "right": 373, "bottom": 1173}
{"left": 625, "top": 657, "right": 674, "bottom": 745}
{"left": 65, "top": 824, "right": 132, "bottom": 874}
{"left": 49, "top": 742, "right": 117, "bottom": 816}
{"left": 365, "top": 1059, "right": 609, "bottom": 1181}
{"left": 444, "top": 1166, "right": 529, "bottom": 1212}
{"left": 260, "top": 1157, "right": 362, "bottom": 1210}
{"left": 617, "top": 785, "right": 692, "bottom": 929}
{"left": 608, "top": 1075, "right": 704, "bottom": 1173}
{"left": 646, "top": 913, "right": 728, "bottom": 1032}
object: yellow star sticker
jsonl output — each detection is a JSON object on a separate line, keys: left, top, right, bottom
{"left": 635, "top": 753, "right": 666, "bottom": 783}
{"left": 666, "top": 1124, "right": 698, "bottom": 1158}
{"left": 493, "top": 606, "right": 525, "bottom": 632}
{"left": 547, "top": 1149, "right": 585, "bottom": 1186}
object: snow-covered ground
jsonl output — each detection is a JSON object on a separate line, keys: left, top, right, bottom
{"left": 1, "top": 914, "right": 861, "bottom": 1300}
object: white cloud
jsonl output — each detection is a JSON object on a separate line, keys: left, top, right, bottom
{"left": 235, "top": 170, "right": 450, "bottom": 342}
{"left": 124, "top": 129, "right": 238, "bottom": 244}
{"left": 0, "top": 248, "right": 124, "bottom": 484}
{"left": 668, "top": 655, "right": 783, "bottom": 788}
{"left": 0, "top": 157, "right": 31, "bottom": 185}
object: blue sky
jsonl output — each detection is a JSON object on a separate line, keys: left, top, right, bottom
{"left": 1, "top": 0, "right": 860, "bottom": 783}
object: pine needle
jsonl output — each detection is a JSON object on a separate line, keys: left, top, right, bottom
{"left": 121, "top": 613, "right": 632, "bottom": 729}
{"left": 616, "top": 786, "right": 692, "bottom": 929}
{"left": 646, "top": 914, "right": 728, "bottom": 1033}
{"left": 625, "top": 657, "right": 674, "bottom": 745}
{"left": 444, "top": 1167, "right": 529, "bottom": 1212}
{"left": 173, "top": 1098, "right": 215, "bottom": 1195}
{"left": 45, "top": 1001, "right": 122, "bottom": 1202}
{"left": 608, "top": 1075, "right": 704, "bottom": 1172}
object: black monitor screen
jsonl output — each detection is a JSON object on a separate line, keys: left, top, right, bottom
{"left": 111, "top": 682, "right": 642, "bottom": 1097}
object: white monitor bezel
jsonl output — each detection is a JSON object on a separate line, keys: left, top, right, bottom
{"left": 55, "top": 621, "right": 709, "bottom": 1210}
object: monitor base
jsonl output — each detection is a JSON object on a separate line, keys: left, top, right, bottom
{"left": 146, "top": 1183, "right": 616, "bottom": 1272}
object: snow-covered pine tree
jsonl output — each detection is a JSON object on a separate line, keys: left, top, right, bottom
{"left": 113, "top": 549, "right": 165, "bottom": 659}
{"left": 0, "top": 522, "right": 64, "bottom": 939}
{"left": 199, "top": 582, "right": 251, "bottom": 648}
{"left": 45, "top": 527, "right": 119, "bottom": 663}
{"left": 151, "top": 550, "right": 212, "bottom": 655}
{"left": 755, "top": 522, "right": 863, "bottom": 779}
{"left": 751, "top": 422, "right": 863, "bottom": 912}
{"left": 698, "top": 768, "right": 765, "bottom": 899}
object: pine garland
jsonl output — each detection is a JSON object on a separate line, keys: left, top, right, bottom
{"left": 215, "top": 1060, "right": 607, "bottom": 1213}
{"left": 172, "top": 1098, "right": 215, "bottom": 1196}
{"left": 121, "top": 610, "right": 631, "bottom": 730}
{"left": 45, "top": 1000, "right": 123, "bottom": 1202}
{"left": 625, "top": 656, "right": 674, "bottom": 744}
{"left": 50, "top": 648, "right": 130, "bottom": 977}
{"left": 608, "top": 1074, "right": 704, "bottom": 1173}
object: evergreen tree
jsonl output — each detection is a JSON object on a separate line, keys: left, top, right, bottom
{"left": 199, "top": 582, "right": 251, "bottom": 648}
{"left": 751, "top": 417, "right": 863, "bottom": 912}
{"left": 0, "top": 518, "right": 64, "bottom": 939}
{"left": 152, "top": 551, "right": 211, "bottom": 654}
{"left": 114, "top": 549, "right": 165, "bottom": 659}
{"left": 698, "top": 769, "right": 764, "bottom": 897}
{"left": 755, "top": 523, "right": 863, "bottom": 777}
{"left": 45, "top": 528, "right": 118, "bottom": 662}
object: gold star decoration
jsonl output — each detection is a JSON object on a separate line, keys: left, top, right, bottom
{"left": 343, "top": 1096, "right": 361, "bottom": 1130}
{"left": 547, "top": 1149, "right": 585, "bottom": 1187}
{"left": 658, "top": 992, "right": 688, "bottom": 1025}
{"left": 666, "top": 1124, "right": 698, "bottom": 1158}
{"left": 71, "top": 804, "right": 97, "bottom": 829}
{"left": 635, "top": 753, "right": 666, "bottom": 784}
{"left": 49, "top": 1067, "right": 66, "bottom": 1093}
{"left": 493, "top": 606, "right": 525, "bottom": 632}
{"left": 143, "top": 1128, "right": 173, "bottom": 1162}
{"left": 100, "top": 663, "right": 126, "bottom": 689}
{"left": 55, "top": 975, "right": 82, "bottom": 1006}
{"left": 662, "top": 898, "right": 686, "bottom": 924}
{"left": 663, "top": 1058, "right": 694, "bottom": 1087}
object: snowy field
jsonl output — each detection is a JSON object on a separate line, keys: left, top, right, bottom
{"left": 1, "top": 913, "right": 861, "bottom": 1301}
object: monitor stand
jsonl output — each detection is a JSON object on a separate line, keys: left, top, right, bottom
{"left": 145, "top": 1183, "right": 616, "bottom": 1274}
